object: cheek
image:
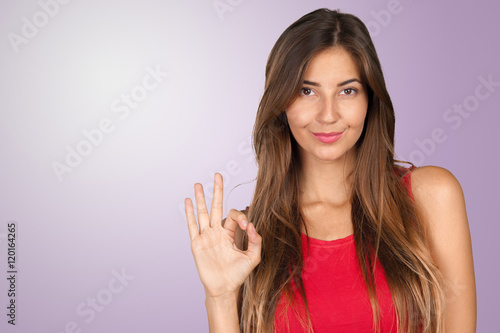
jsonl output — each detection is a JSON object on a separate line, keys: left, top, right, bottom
{"left": 285, "top": 106, "right": 308, "bottom": 129}
{"left": 351, "top": 112, "right": 367, "bottom": 128}
{"left": 345, "top": 103, "right": 368, "bottom": 128}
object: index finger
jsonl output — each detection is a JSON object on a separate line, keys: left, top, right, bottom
{"left": 223, "top": 208, "right": 249, "bottom": 232}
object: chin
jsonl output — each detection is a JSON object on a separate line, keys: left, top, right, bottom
{"left": 312, "top": 151, "right": 346, "bottom": 161}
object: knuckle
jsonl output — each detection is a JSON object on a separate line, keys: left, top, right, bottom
{"left": 229, "top": 208, "right": 241, "bottom": 214}
{"left": 229, "top": 209, "right": 247, "bottom": 217}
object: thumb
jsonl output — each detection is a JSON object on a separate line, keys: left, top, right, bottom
{"left": 245, "top": 223, "right": 262, "bottom": 264}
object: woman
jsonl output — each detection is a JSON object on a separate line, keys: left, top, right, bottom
{"left": 184, "top": 8, "right": 476, "bottom": 333}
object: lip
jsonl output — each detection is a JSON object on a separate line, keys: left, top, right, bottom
{"left": 311, "top": 131, "right": 344, "bottom": 143}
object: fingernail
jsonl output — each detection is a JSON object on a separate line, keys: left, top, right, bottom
{"left": 242, "top": 220, "right": 248, "bottom": 228}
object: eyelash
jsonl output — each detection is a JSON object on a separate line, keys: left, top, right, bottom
{"left": 300, "top": 87, "right": 359, "bottom": 97}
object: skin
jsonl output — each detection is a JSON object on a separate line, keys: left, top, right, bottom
{"left": 411, "top": 166, "right": 477, "bottom": 331}
{"left": 285, "top": 47, "right": 368, "bottom": 240}
{"left": 185, "top": 174, "right": 261, "bottom": 333}
{"left": 186, "top": 46, "right": 476, "bottom": 332}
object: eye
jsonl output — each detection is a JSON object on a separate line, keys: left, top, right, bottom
{"left": 300, "top": 87, "right": 315, "bottom": 96}
{"left": 340, "top": 87, "right": 358, "bottom": 96}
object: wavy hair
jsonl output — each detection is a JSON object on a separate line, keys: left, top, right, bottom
{"left": 236, "top": 8, "right": 445, "bottom": 333}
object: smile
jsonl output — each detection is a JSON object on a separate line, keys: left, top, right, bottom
{"left": 311, "top": 131, "right": 344, "bottom": 143}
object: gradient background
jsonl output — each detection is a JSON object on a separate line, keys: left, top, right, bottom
{"left": 0, "top": 0, "right": 498, "bottom": 332}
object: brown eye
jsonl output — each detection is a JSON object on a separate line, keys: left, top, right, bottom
{"left": 341, "top": 87, "right": 358, "bottom": 96}
{"left": 301, "top": 88, "right": 314, "bottom": 96}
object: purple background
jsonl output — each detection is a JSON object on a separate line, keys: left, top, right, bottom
{"left": 0, "top": 0, "right": 498, "bottom": 332}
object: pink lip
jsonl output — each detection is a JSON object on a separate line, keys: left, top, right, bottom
{"left": 312, "top": 131, "right": 344, "bottom": 143}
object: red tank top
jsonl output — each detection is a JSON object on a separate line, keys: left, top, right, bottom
{"left": 273, "top": 166, "right": 414, "bottom": 333}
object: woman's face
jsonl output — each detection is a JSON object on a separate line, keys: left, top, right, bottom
{"left": 285, "top": 47, "right": 368, "bottom": 165}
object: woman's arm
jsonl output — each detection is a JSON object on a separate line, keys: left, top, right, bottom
{"left": 205, "top": 292, "right": 240, "bottom": 333}
{"left": 411, "top": 166, "right": 477, "bottom": 332}
{"left": 203, "top": 209, "right": 248, "bottom": 332}
{"left": 185, "top": 174, "right": 262, "bottom": 333}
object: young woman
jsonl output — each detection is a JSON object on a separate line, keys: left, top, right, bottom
{"left": 184, "top": 8, "right": 476, "bottom": 333}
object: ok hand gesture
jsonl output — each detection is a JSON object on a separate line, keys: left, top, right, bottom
{"left": 185, "top": 173, "right": 262, "bottom": 299}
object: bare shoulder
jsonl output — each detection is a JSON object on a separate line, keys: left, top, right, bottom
{"left": 410, "top": 165, "right": 463, "bottom": 198}
{"left": 411, "top": 165, "right": 465, "bottom": 212}
{"left": 410, "top": 165, "right": 467, "bottom": 237}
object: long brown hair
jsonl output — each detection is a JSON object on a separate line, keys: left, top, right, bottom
{"left": 237, "top": 8, "right": 445, "bottom": 333}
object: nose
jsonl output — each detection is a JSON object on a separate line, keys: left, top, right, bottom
{"left": 318, "top": 95, "right": 339, "bottom": 124}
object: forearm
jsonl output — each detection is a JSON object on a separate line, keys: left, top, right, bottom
{"left": 205, "top": 293, "right": 240, "bottom": 333}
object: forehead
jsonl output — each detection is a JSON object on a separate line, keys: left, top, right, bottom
{"left": 304, "top": 47, "right": 361, "bottom": 82}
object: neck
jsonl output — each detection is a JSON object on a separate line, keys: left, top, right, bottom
{"left": 298, "top": 147, "right": 357, "bottom": 207}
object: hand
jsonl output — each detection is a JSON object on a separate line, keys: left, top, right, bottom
{"left": 185, "top": 173, "right": 262, "bottom": 299}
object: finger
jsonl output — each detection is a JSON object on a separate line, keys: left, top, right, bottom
{"left": 223, "top": 208, "right": 249, "bottom": 232}
{"left": 245, "top": 223, "right": 262, "bottom": 263}
{"left": 194, "top": 183, "right": 210, "bottom": 233}
{"left": 184, "top": 198, "right": 199, "bottom": 241}
{"left": 209, "top": 173, "right": 223, "bottom": 228}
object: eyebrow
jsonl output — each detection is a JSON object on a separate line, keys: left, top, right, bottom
{"left": 303, "top": 78, "right": 361, "bottom": 87}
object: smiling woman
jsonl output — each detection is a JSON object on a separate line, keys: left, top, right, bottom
{"left": 286, "top": 47, "right": 368, "bottom": 171}
{"left": 185, "top": 8, "right": 476, "bottom": 333}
